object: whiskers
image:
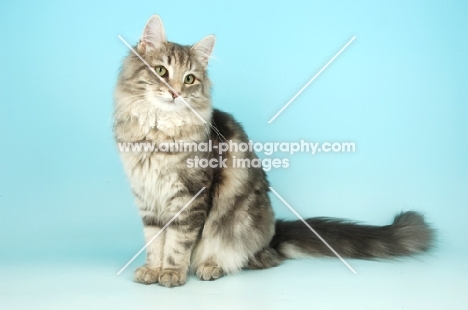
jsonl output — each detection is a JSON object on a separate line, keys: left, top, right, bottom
{"left": 110, "top": 94, "right": 147, "bottom": 129}
{"left": 112, "top": 92, "right": 227, "bottom": 151}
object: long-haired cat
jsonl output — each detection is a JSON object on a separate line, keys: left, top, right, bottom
{"left": 114, "top": 15, "right": 434, "bottom": 287}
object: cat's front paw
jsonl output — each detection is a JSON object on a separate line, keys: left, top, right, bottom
{"left": 196, "top": 264, "right": 224, "bottom": 281}
{"left": 158, "top": 268, "right": 187, "bottom": 288}
{"left": 134, "top": 266, "right": 161, "bottom": 284}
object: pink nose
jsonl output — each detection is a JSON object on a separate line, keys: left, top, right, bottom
{"left": 169, "top": 90, "right": 179, "bottom": 99}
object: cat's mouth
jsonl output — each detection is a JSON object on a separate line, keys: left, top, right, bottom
{"left": 150, "top": 93, "right": 187, "bottom": 109}
{"left": 166, "top": 97, "right": 185, "bottom": 104}
{"left": 158, "top": 97, "right": 176, "bottom": 103}
{"left": 156, "top": 96, "right": 186, "bottom": 109}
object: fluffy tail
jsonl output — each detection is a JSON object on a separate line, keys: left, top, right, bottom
{"left": 270, "top": 211, "right": 435, "bottom": 259}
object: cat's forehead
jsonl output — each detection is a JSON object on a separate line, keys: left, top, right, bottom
{"left": 147, "top": 42, "right": 200, "bottom": 70}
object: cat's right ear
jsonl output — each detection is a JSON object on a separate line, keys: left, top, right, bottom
{"left": 137, "top": 15, "right": 166, "bottom": 54}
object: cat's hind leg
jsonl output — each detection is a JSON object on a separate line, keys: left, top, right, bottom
{"left": 191, "top": 235, "right": 248, "bottom": 281}
{"left": 191, "top": 203, "right": 275, "bottom": 280}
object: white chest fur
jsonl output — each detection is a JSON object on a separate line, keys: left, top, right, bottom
{"left": 120, "top": 151, "right": 186, "bottom": 219}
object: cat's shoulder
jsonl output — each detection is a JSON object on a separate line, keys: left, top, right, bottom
{"left": 211, "top": 108, "right": 246, "bottom": 140}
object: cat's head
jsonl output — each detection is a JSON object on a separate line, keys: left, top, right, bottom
{"left": 116, "top": 15, "right": 215, "bottom": 116}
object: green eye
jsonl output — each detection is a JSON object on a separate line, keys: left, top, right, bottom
{"left": 184, "top": 74, "right": 195, "bottom": 84}
{"left": 155, "top": 66, "right": 167, "bottom": 77}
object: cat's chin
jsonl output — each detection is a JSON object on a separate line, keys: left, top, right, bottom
{"left": 149, "top": 97, "right": 183, "bottom": 112}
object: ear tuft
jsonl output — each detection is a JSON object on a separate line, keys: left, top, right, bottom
{"left": 192, "top": 35, "right": 216, "bottom": 68}
{"left": 138, "top": 15, "right": 166, "bottom": 54}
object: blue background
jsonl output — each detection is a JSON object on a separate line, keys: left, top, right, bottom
{"left": 1, "top": 0, "right": 467, "bottom": 309}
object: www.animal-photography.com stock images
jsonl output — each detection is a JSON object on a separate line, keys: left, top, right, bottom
{"left": 1, "top": 1, "right": 467, "bottom": 309}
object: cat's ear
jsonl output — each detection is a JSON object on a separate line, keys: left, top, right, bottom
{"left": 192, "top": 35, "right": 216, "bottom": 68}
{"left": 138, "top": 15, "right": 166, "bottom": 54}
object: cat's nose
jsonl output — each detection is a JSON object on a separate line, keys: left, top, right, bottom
{"left": 169, "top": 89, "right": 179, "bottom": 99}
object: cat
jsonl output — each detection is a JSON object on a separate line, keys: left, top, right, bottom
{"left": 113, "top": 15, "right": 435, "bottom": 288}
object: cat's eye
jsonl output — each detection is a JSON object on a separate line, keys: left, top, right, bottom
{"left": 155, "top": 66, "right": 167, "bottom": 77}
{"left": 184, "top": 74, "right": 195, "bottom": 85}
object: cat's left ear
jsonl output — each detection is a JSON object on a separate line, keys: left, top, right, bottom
{"left": 192, "top": 35, "right": 216, "bottom": 68}
{"left": 138, "top": 15, "right": 166, "bottom": 54}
